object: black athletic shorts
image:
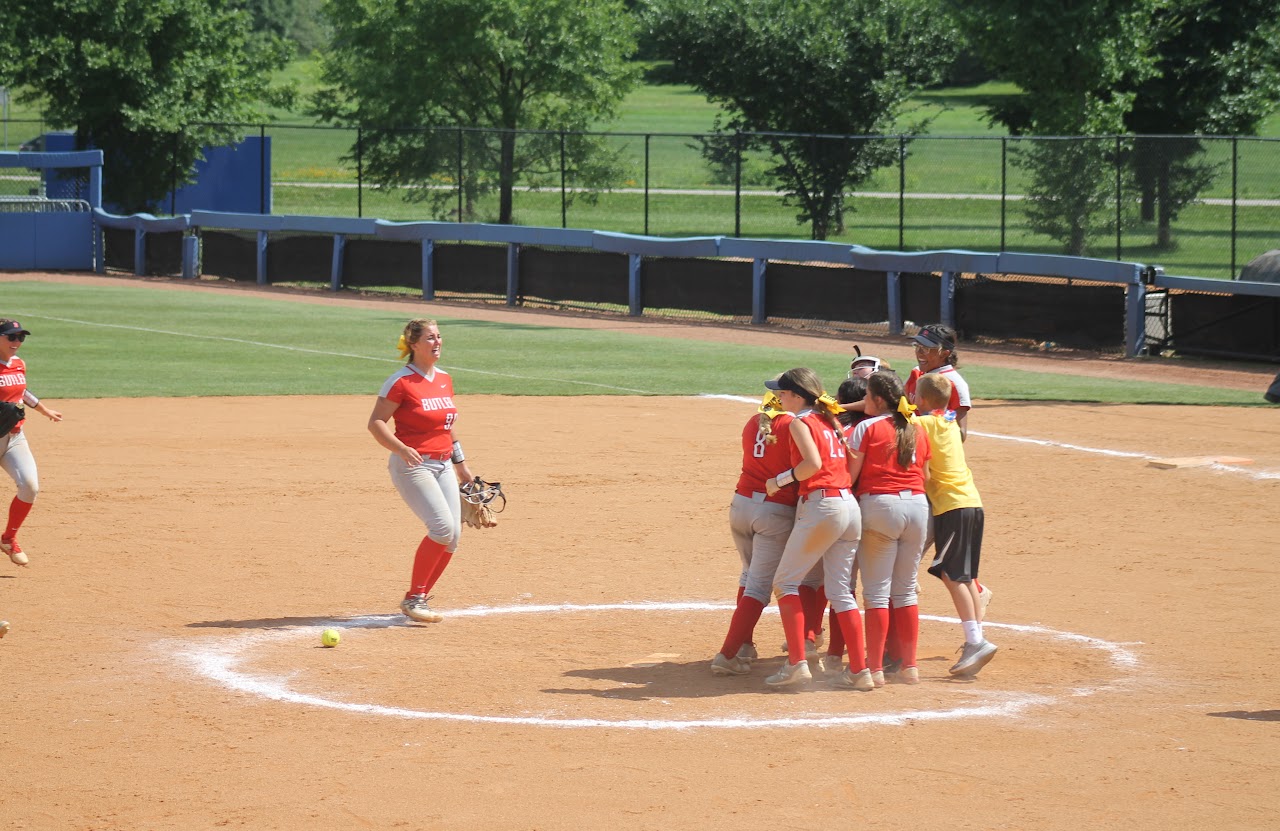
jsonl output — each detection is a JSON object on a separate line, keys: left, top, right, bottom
{"left": 926, "top": 507, "right": 985, "bottom": 582}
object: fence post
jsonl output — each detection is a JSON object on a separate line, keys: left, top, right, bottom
{"left": 886, "top": 270, "right": 902, "bottom": 335}
{"left": 751, "top": 257, "right": 766, "bottom": 324}
{"left": 356, "top": 128, "right": 363, "bottom": 219}
{"left": 456, "top": 127, "right": 464, "bottom": 223}
{"left": 256, "top": 230, "right": 268, "bottom": 285}
{"left": 898, "top": 135, "right": 906, "bottom": 251}
{"left": 628, "top": 253, "right": 643, "bottom": 316}
{"left": 260, "top": 125, "right": 267, "bottom": 215}
{"left": 560, "top": 130, "right": 568, "bottom": 228}
{"left": 644, "top": 135, "right": 650, "bottom": 236}
{"left": 133, "top": 228, "right": 146, "bottom": 276}
{"left": 181, "top": 232, "right": 199, "bottom": 279}
{"left": 734, "top": 131, "right": 742, "bottom": 238}
{"left": 169, "top": 131, "right": 179, "bottom": 216}
{"left": 506, "top": 242, "right": 519, "bottom": 306}
{"left": 1000, "top": 137, "right": 1007, "bottom": 251}
{"left": 1124, "top": 266, "right": 1146, "bottom": 357}
{"left": 330, "top": 234, "right": 345, "bottom": 291}
{"left": 1231, "top": 137, "right": 1238, "bottom": 278}
{"left": 1115, "top": 135, "right": 1122, "bottom": 261}
{"left": 939, "top": 270, "right": 956, "bottom": 328}
{"left": 421, "top": 238, "right": 434, "bottom": 300}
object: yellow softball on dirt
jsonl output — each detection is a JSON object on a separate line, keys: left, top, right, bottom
{"left": 321, "top": 628, "right": 341, "bottom": 647}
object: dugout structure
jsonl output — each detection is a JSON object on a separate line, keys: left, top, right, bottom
{"left": 0, "top": 150, "right": 102, "bottom": 270}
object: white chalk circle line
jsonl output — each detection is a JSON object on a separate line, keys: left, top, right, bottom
{"left": 171, "top": 602, "right": 1139, "bottom": 731}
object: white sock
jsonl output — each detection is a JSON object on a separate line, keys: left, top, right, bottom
{"left": 962, "top": 619, "right": 982, "bottom": 645}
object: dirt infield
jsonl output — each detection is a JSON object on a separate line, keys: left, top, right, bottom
{"left": 2, "top": 274, "right": 1279, "bottom": 829}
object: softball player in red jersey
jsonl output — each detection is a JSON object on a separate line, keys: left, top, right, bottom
{"left": 904, "top": 324, "right": 971, "bottom": 439}
{"left": 0, "top": 319, "right": 64, "bottom": 567}
{"left": 368, "top": 319, "right": 476, "bottom": 623}
{"left": 850, "top": 370, "right": 931, "bottom": 686}
{"left": 904, "top": 323, "right": 991, "bottom": 614}
{"left": 761, "top": 368, "right": 872, "bottom": 691}
{"left": 710, "top": 396, "right": 799, "bottom": 675}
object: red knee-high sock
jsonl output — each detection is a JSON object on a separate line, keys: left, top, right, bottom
{"left": 826, "top": 607, "right": 845, "bottom": 657}
{"left": 736, "top": 585, "right": 746, "bottom": 603}
{"left": 864, "top": 607, "right": 890, "bottom": 672}
{"left": 798, "top": 585, "right": 820, "bottom": 642}
{"left": 833, "top": 610, "right": 866, "bottom": 672}
{"left": 884, "top": 598, "right": 900, "bottom": 664}
{"left": 422, "top": 551, "right": 453, "bottom": 595}
{"left": 718, "top": 595, "right": 765, "bottom": 659}
{"left": 815, "top": 586, "right": 828, "bottom": 638}
{"left": 778, "top": 594, "right": 807, "bottom": 665}
{"left": 407, "top": 536, "right": 448, "bottom": 597}
{"left": 892, "top": 604, "right": 921, "bottom": 669}
{"left": 5, "top": 497, "right": 33, "bottom": 539}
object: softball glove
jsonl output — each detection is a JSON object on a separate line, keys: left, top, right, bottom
{"left": 0, "top": 402, "right": 24, "bottom": 435}
{"left": 460, "top": 476, "right": 506, "bottom": 529}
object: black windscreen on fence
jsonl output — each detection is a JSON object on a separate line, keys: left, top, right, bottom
{"left": 434, "top": 243, "right": 507, "bottom": 299}
{"left": 102, "top": 227, "right": 134, "bottom": 273}
{"left": 266, "top": 234, "right": 333, "bottom": 285}
{"left": 956, "top": 275, "right": 1126, "bottom": 348}
{"left": 901, "top": 272, "right": 942, "bottom": 327}
{"left": 202, "top": 230, "right": 258, "bottom": 283}
{"left": 767, "top": 264, "right": 887, "bottom": 323}
{"left": 343, "top": 239, "right": 420, "bottom": 289}
{"left": 1169, "top": 292, "right": 1280, "bottom": 359}
{"left": 642, "top": 257, "right": 752, "bottom": 318}
{"left": 520, "top": 246, "right": 629, "bottom": 309}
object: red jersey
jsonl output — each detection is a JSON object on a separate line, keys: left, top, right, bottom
{"left": 0, "top": 355, "right": 28, "bottom": 433}
{"left": 849, "top": 414, "right": 930, "bottom": 497}
{"left": 788, "top": 410, "right": 853, "bottom": 497}
{"left": 905, "top": 365, "right": 971, "bottom": 412}
{"left": 378, "top": 366, "right": 458, "bottom": 455}
{"left": 736, "top": 412, "right": 799, "bottom": 506}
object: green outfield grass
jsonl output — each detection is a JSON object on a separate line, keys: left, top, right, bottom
{"left": 2, "top": 280, "right": 1265, "bottom": 405}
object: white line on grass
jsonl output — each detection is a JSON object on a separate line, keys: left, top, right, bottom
{"left": 9, "top": 310, "right": 651, "bottom": 393}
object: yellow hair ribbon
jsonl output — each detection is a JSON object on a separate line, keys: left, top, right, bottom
{"left": 896, "top": 396, "right": 917, "bottom": 419}
{"left": 758, "top": 392, "right": 786, "bottom": 419}
{"left": 816, "top": 393, "right": 843, "bottom": 418}
{"left": 396, "top": 334, "right": 412, "bottom": 360}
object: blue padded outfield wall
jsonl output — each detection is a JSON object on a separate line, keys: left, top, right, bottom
{"left": 0, "top": 150, "right": 102, "bottom": 270}
{"left": 26, "top": 132, "right": 270, "bottom": 215}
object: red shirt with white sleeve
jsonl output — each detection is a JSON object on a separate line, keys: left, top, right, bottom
{"left": 378, "top": 366, "right": 457, "bottom": 456}
{"left": 0, "top": 356, "right": 32, "bottom": 433}
{"left": 849, "top": 414, "right": 930, "bottom": 497}
{"left": 788, "top": 410, "right": 853, "bottom": 497}
{"left": 905, "top": 365, "right": 971, "bottom": 413}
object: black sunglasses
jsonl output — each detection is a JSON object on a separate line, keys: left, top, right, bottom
{"left": 5, "top": 334, "right": 26, "bottom": 343}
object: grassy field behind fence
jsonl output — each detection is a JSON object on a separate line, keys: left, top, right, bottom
{"left": 4, "top": 63, "right": 1278, "bottom": 278}
{"left": 2, "top": 280, "right": 1266, "bottom": 406}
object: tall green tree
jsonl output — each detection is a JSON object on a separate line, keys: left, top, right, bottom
{"left": 8, "top": 0, "right": 293, "bottom": 213}
{"left": 1122, "top": 0, "right": 1280, "bottom": 247}
{"left": 646, "top": 0, "right": 958, "bottom": 240}
{"left": 950, "top": 0, "right": 1167, "bottom": 255}
{"left": 314, "top": 0, "right": 639, "bottom": 225}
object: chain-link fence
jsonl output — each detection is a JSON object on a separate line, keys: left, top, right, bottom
{"left": 8, "top": 116, "right": 1277, "bottom": 279}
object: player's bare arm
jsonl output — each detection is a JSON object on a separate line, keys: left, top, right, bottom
{"left": 368, "top": 396, "right": 421, "bottom": 466}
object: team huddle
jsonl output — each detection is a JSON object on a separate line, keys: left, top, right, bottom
{"left": 711, "top": 323, "right": 996, "bottom": 689}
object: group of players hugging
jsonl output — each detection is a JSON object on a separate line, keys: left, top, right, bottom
{"left": 710, "top": 324, "right": 997, "bottom": 690}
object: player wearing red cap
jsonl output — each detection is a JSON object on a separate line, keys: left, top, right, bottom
{"left": 0, "top": 319, "right": 64, "bottom": 567}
